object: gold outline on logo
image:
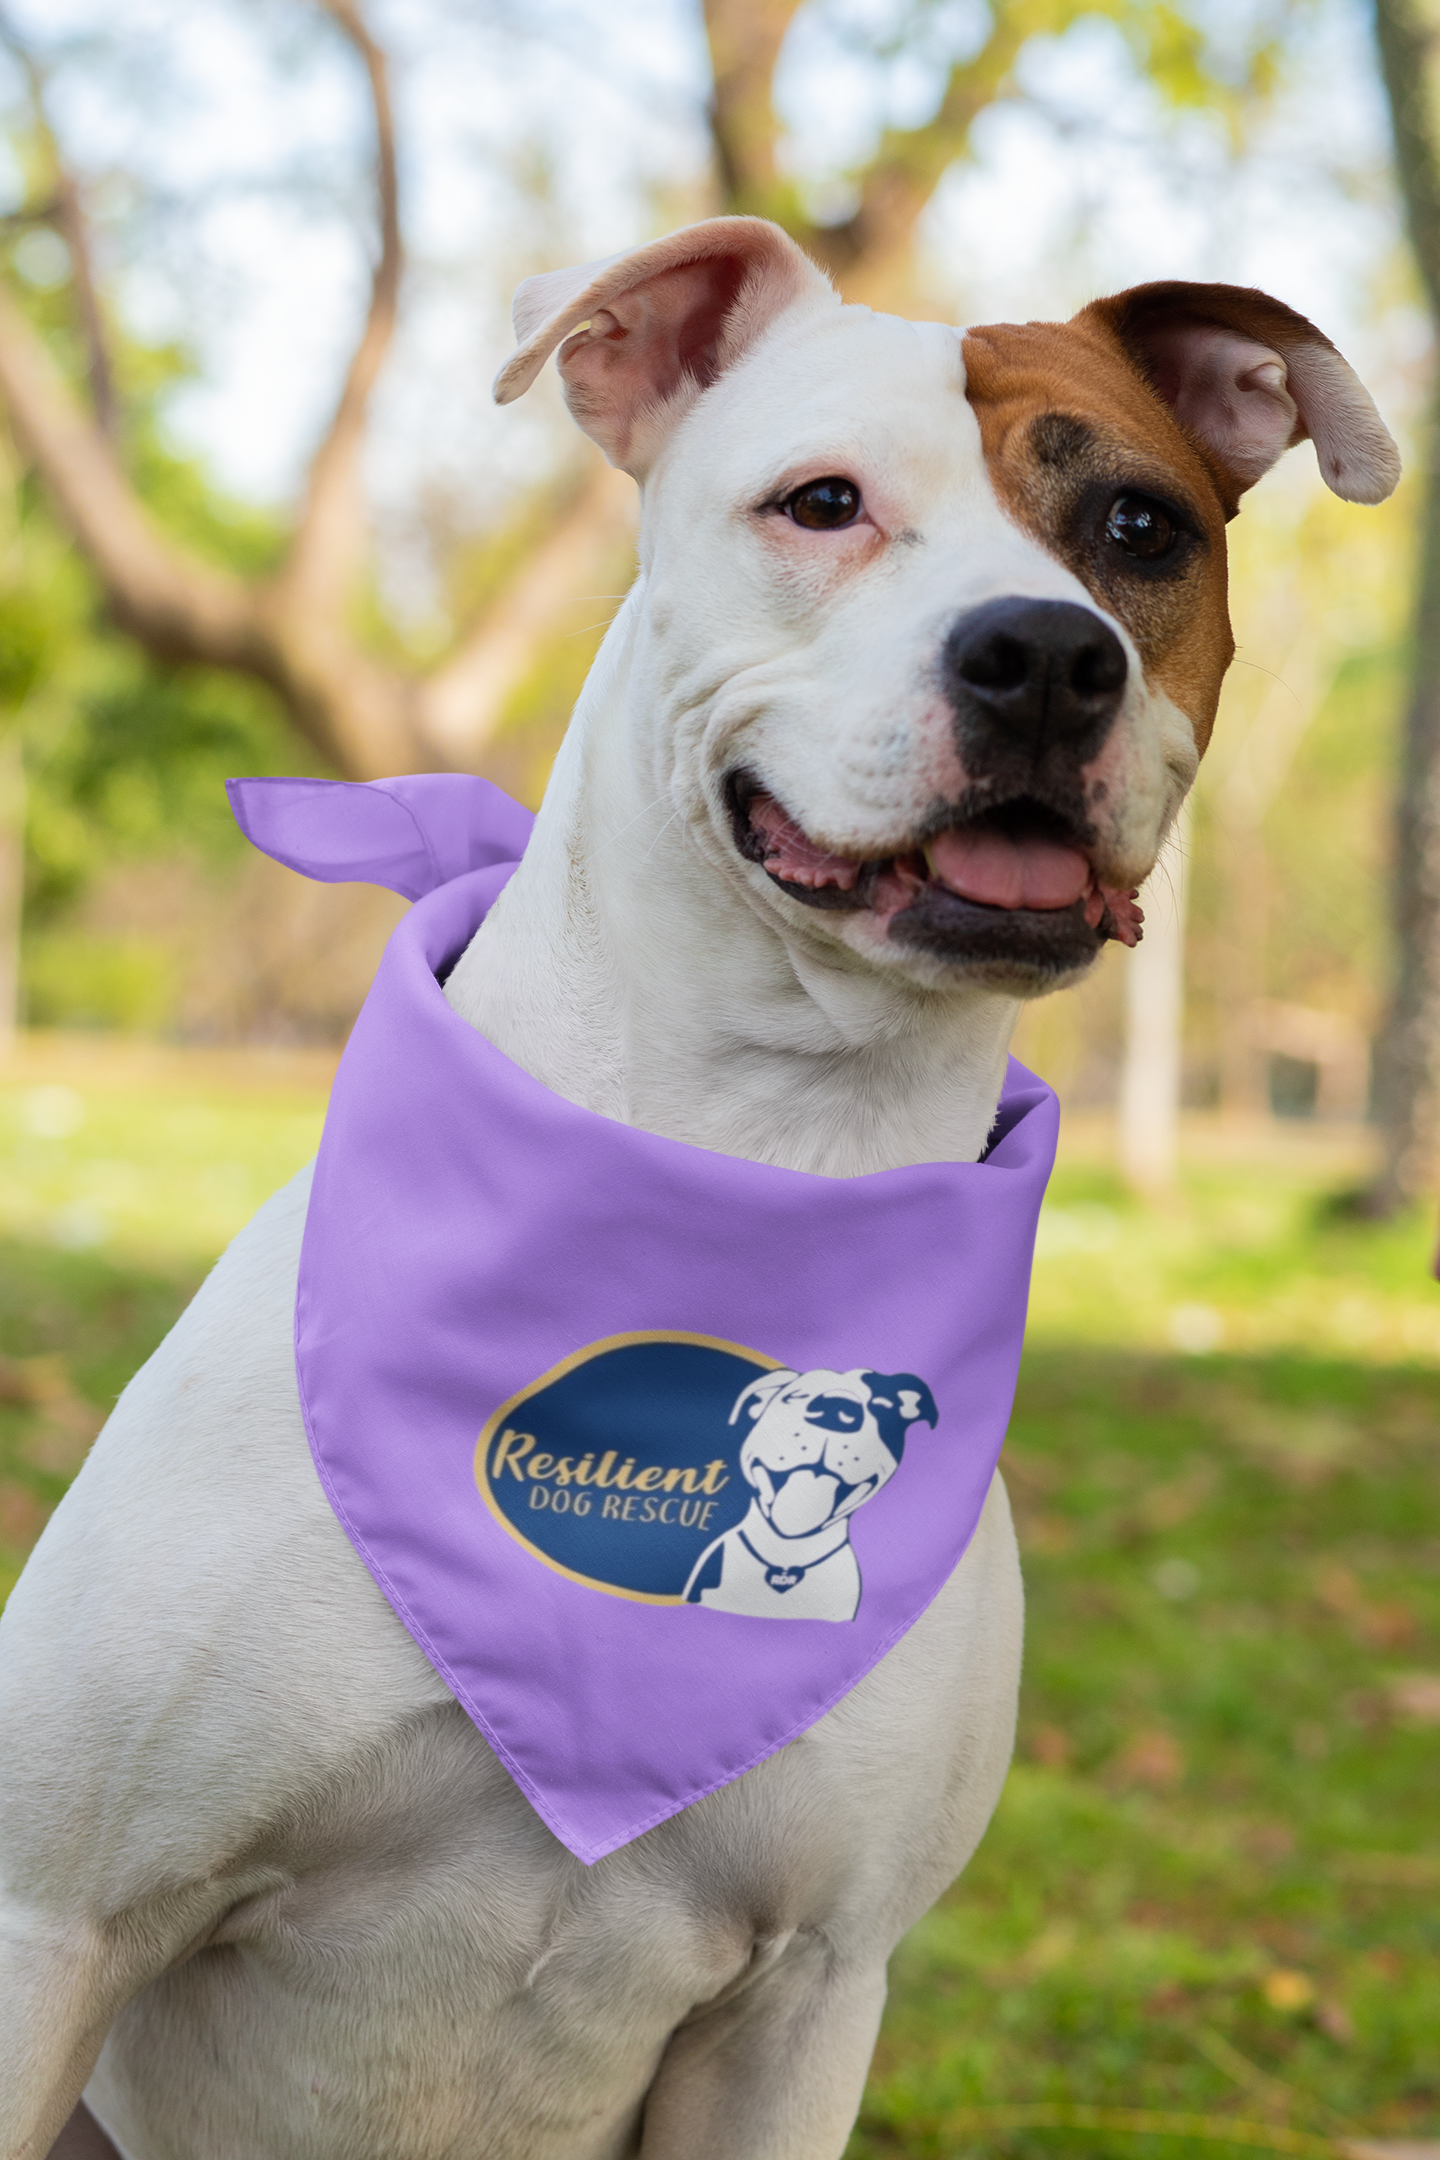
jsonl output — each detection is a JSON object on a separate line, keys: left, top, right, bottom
{"left": 474, "top": 1330, "right": 781, "bottom": 1604}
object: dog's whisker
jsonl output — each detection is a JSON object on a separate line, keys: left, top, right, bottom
{"left": 592, "top": 795, "right": 674, "bottom": 859}
{"left": 638, "top": 806, "right": 686, "bottom": 867}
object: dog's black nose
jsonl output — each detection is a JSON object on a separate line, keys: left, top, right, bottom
{"left": 943, "top": 597, "right": 1127, "bottom": 754}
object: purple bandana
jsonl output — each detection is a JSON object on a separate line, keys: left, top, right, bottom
{"left": 228, "top": 774, "right": 1059, "bottom": 1863}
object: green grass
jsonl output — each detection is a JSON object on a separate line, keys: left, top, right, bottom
{"left": 853, "top": 1340, "right": 1439, "bottom": 2159}
{"left": 853, "top": 1143, "right": 1440, "bottom": 2160}
{"left": 0, "top": 1042, "right": 1436, "bottom": 2153}
{"left": 0, "top": 1036, "right": 328, "bottom": 1599}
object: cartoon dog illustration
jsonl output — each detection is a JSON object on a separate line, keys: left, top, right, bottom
{"left": 684, "top": 1367, "right": 938, "bottom": 1622}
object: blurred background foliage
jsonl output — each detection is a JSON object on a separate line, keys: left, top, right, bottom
{"left": 0, "top": 0, "right": 1423, "bottom": 1097}
{"left": 0, "top": 3, "right": 1435, "bottom": 2153}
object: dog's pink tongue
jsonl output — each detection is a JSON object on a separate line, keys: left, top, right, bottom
{"left": 927, "top": 827, "right": 1090, "bottom": 911}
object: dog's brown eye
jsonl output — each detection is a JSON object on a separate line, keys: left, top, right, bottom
{"left": 1106, "top": 493, "right": 1175, "bottom": 559}
{"left": 786, "top": 477, "right": 862, "bottom": 529}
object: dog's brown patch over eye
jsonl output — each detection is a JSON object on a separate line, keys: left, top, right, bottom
{"left": 787, "top": 477, "right": 862, "bottom": 529}
{"left": 1030, "top": 413, "right": 1094, "bottom": 468}
{"left": 962, "top": 322, "right": 1236, "bottom": 747}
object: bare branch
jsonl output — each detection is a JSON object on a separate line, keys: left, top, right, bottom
{"left": 0, "top": 0, "right": 675, "bottom": 787}
{"left": 0, "top": 11, "right": 118, "bottom": 438}
{"left": 51, "top": 166, "right": 117, "bottom": 441}
{"left": 804, "top": 14, "right": 1030, "bottom": 291}
{"left": 420, "top": 464, "right": 635, "bottom": 761}
{"left": 278, "top": 0, "right": 403, "bottom": 621}
{"left": 703, "top": 0, "right": 807, "bottom": 221}
{"left": 0, "top": 0, "right": 448, "bottom": 781}
{"left": 0, "top": 278, "right": 252, "bottom": 663}
{"left": 0, "top": 274, "right": 432, "bottom": 777}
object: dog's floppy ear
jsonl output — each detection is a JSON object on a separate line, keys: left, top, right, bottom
{"left": 493, "top": 216, "right": 834, "bottom": 476}
{"left": 860, "top": 1373, "right": 938, "bottom": 1462}
{"left": 729, "top": 1369, "right": 798, "bottom": 1427}
{"left": 1077, "top": 282, "right": 1400, "bottom": 508}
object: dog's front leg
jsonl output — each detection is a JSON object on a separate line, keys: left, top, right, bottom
{"left": 0, "top": 1889, "right": 197, "bottom": 2160}
{"left": 1, "top": 1851, "right": 292, "bottom": 2160}
{"left": 638, "top": 1937, "right": 887, "bottom": 2160}
{"left": 0, "top": 1914, "right": 118, "bottom": 2160}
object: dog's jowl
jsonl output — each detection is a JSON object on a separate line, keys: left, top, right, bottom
{"left": 0, "top": 217, "right": 1397, "bottom": 2160}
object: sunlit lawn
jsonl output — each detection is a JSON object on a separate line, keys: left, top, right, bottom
{"left": 0, "top": 1035, "right": 1436, "bottom": 2156}
{"left": 858, "top": 1129, "right": 1440, "bottom": 2159}
{"left": 0, "top": 1033, "right": 332, "bottom": 1598}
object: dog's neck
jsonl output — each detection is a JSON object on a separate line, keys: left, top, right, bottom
{"left": 445, "top": 593, "right": 1020, "bottom": 1177}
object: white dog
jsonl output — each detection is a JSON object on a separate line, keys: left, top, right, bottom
{"left": 0, "top": 216, "right": 1396, "bottom": 2160}
{"left": 685, "top": 1368, "right": 938, "bottom": 1621}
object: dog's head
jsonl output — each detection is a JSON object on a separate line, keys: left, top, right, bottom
{"left": 728, "top": 1366, "right": 938, "bottom": 1540}
{"left": 495, "top": 217, "right": 1397, "bottom": 997}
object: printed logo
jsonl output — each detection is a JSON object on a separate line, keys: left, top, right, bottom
{"left": 475, "top": 1332, "right": 937, "bottom": 1622}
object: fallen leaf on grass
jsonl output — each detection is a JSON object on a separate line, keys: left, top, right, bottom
{"left": 1342, "top": 2144, "right": 1440, "bottom": 2160}
{"left": 1028, "top": 1724, "right": 1072, "bottom": 1769}
{"left": 1387, "top": 1672, "right": 1440, "bottom": 1724}
{"left": 1263, "top": 1968, "right": 1316, "bottom": 2013}
{"left": 1018, "top": 1511, "right": 1074, "bottom": 1555}
{"left": 21, "top": 1424, "right": 97, "bottom": 1476}
{"left": 1342, "top": 1689, "right": 1388, "bottom": 1731}
{"left": 1112, "top": 1728, "right": 1184, "bottom": 1791}
{"left": 1243, "top": 1822, "right": 1297, "bottom": 1865}
{"left": 0, "top": 1482, "right": 51, "bottom": 1550}
{"left": 1360, "top": 1603, "right": 1417, "bottom": 1651}
{"left": 1314, "top": 1567, "right": 1417, "bottom": 1652}
{"left": 1315, "top": 1563, "right": 1364, "bottom": 1616}
{"left": 1335, "top": 1852, "right": 1440, "bottom": 1888}
{"left": 1232, "top": 1407, "right": 1361, "bottom": 1487}
{"left": 1144, "top": 1980, "right": 1190, "bottom": 2016}
{"left": 998, "top": 1445, "right": 1055, "bottom": 1499}
{"left": 1013, "top": 1920, "right": 1077, "bottom": 1979}
{"left": 0, "top": 1354, "right": 103, "bottom": 1476}
{"left": 1316, "top": 2000, "right": 1356, "bottom": 2047}
{"left": 1132, "top": 1462, "right": 1218, "bottom": 1535}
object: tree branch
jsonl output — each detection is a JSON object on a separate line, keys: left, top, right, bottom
{"left": 803, "top": 11, "right": 1032, "bottom": 288}
{"left": 702, "top": 0, "right": 808, "bottom": 221}
{"left": 0, "top": 278, "right": 253, "bottom": 663}
{"left": 1368, "top": 0, "right": 1440, "bottom": 1204}
{"left": 51, "top": 165, "right": 117, "bottom": 441}
{"left": 0, "top": 271, "right": 432, "bottom": 776}
{"left": 0, "top": 0, "right": 440, "bottom": 779}
{"left": 277, "top": 0, "right": 403, "bottom": 622}
{"left": 419, "top": 463, "right": 635, "bottom": 760}
{"left": 1374, "top": 0, "right": 1440, "bottom": 323}
{"left": 0, "top": 10, "right": 118, "bottom": 438}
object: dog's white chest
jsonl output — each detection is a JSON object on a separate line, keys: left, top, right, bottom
{"left": 0, "top": 1175, "right": 1023, "bottom": 2160}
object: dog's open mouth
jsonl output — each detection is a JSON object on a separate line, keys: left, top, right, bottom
{"left": 729, "top": 778, "right": 1143, "bottom": 974}
{"left": 752, "top": 1463, "right": 874, "bottom": 1539}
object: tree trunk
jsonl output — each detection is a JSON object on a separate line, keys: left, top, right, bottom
{"left": 1208, "top": 621, "right": 1324, "bottom": 1121}
{"left": 0, "top": 724, "right": 23, "bottom": 1052}
{"left": 1370, "top": 368, "right": 1440, "bottom": 1203}
{"left": 1118, "top": 802, "right": 1192, "bottom": 1195}
{"left": 1217, "top": 825, "right": 1269, "bottom": 1119}
{"left": 1371, "top": 0, "right": 1440, "bottom": 1207}
{"left": 0, "top": 4, "right": 1275, "bottom": 800}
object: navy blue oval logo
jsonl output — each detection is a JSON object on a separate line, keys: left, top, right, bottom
{"left": 475, "top": 1333, "right": 939, "bottom": 1622}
